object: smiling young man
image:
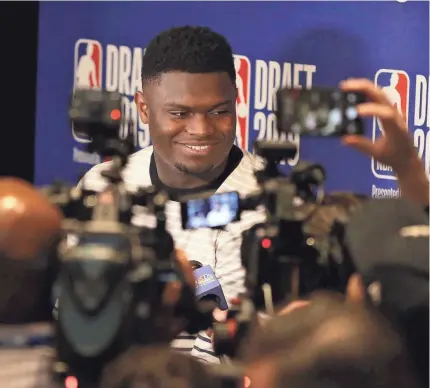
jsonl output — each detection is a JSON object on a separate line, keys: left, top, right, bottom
{"left": 81, "top": 26, "right": 266, "bottom": 363}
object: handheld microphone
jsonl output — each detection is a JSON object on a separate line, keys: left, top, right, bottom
{"left": 189, "top": 261, "right": 203, "bottom": 271}
{"left": 191, "top": 261, "right": 228, "bottom": 311}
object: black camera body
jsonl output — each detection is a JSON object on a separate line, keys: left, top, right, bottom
{"left": 69, "top": 89, "right": 123, "bottom": 144}
{"left": 212, "top": 140, "right": 352, "bottom": 359}
{"left": 44, "top": 89, "right": 215, "bottom": 387}
{"left": 53, "top": 219, "right": 154, "bottom": 385}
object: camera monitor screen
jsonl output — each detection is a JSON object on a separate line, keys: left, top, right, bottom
{"left": 181, "top": 191, "right": 240, "bottom": 230}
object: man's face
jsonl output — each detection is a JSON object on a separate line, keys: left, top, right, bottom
{"left": 135, "top": 72, "right": 237, "bottom": 175}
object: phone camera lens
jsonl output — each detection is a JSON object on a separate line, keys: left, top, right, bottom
{"left": 346, "top": 123, "right": 357, "bottom": 134}
{"left": 347, "top": 93, "right": 357, "bottom": 103}
{"left": 346, "top": 106, "right": 358, "bottom": 120}
{"left": 332, "top": 91, "right": 341, "bottom": 101}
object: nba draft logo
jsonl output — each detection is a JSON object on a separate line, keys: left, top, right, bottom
{"left": 372, "top": 69, "right": 410, "bottom": 179}
{"left": 73, "top": 39, "right": 103, "bottom": 143}
{"left": 234, "top": 54, "right": 251, "bottom": 150}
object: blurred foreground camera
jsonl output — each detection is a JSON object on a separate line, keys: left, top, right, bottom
{"left": 42, "top": 89, "right": 216, "bottom": 387}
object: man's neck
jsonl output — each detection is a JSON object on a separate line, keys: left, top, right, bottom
{"left": 153, "top": 153, "right": 228, "bottom": 190}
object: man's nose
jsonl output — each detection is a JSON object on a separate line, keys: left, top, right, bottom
{"left": 186, "top": 114, "right": 215, "bottom": 137}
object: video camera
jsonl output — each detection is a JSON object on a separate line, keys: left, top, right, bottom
{"left": 179, "top": 137, "right": 353, "bottom": 359}
{"left": 183, "top": 86, "right": 366, "bottom": 359}
{"left": 42, "top": 89, "right": 216, "bottom": 387}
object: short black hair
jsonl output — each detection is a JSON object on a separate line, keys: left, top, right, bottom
{"left": 141, "top": 26, "right": 236, "bottom": 85}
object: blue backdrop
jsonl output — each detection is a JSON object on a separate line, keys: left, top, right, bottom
{"left": 35, "top": 1, "right": 429, "bottom": 198}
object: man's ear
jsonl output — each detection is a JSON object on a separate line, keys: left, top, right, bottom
{"left": 134, "top": 91, "right": 149, "bottom": 124}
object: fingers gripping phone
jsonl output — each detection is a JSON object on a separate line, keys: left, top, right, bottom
{"left": 277, "top": 87, "right": 366, "bottom": 136}
{"left": 181, "top": 191, "right": 240, "bottom": 230}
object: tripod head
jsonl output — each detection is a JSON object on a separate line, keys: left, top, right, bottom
{"left": 69, "top": 88, "right": 134, "bottom": 185}
{"left": 253, "top": 140, "right": 297, "bottom": 182}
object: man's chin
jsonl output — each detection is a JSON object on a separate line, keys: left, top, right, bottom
{"left": 174, "top": 162, "right": 215, "bottom": 176}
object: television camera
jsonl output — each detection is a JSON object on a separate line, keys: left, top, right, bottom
{"left": 41, "top": 89, "right": 216, "bottom": 387}
{"left": 208, "top": 85, "right": 366, "bottom": 358}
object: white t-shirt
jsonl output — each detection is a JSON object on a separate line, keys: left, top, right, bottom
{"left": 79, "top": 145, "right": 266, "bottom": 363}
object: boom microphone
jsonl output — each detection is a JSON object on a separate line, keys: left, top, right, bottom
{"left": 192, "top": 261, "right": 228, "bottom": 310}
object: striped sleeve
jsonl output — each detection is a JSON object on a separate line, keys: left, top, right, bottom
{"left": 188, "top": 209, "right": 266, "bottom": 363}
{"left": 214, "top": 209, "right": 267, "bottom": 305}
{"left": 171, "top": 333, "right": 197, "bottom": 353}
{"left": 214, "top": 229, "right": 246, "bottom": 305}
{"left": 187, "top": 222, "right": 247, "bottom": 364}
{"left": 191, "top": 332, "right": 220, "bottom": 364}
{"left": 188, "top": 151, "right": 266, "bottom": 363}
{"left": 187, "top": 222, "right": 249, "bottom": 364}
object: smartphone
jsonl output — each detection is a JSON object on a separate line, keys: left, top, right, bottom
{"left": 181, "top": 191, "right": 240, "bottom": 230}
{"left": 276, "top": 87, "right": 366, "bottom": 136}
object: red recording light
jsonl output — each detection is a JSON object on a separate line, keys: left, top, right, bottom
{"left": 227, "top": 319, "right": 237, "bottom": 337}
{"left": 261, "top": 238, "right": 272, "bottom": 249}
{"left": 244, "top": 376, "right": 252, "bottom": 388}
{"left": 110, "top": 109, "right": 121, "bottom": 121}
{"left": 65, "top": 376, "right": 78, "bottom": 388}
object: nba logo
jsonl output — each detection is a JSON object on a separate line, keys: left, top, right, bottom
{"left": 234, "top": 54, "right": 251, "bottom": 150}
{"left": 73, "top": 39, "right": 103, "bottom": 143}
{"left": 371, "top": 69, "right": 410, "bottom": 179}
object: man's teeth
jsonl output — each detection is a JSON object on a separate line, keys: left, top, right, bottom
{"left": 184, "top": 145, "right": 210, "bottom": 150}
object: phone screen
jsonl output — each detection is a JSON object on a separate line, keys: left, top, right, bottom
{"left": 277, "top": 87, "right": 365, "bottom": 136}
{"left": 181, "top": 191, "right": 240, "bottom": 230}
